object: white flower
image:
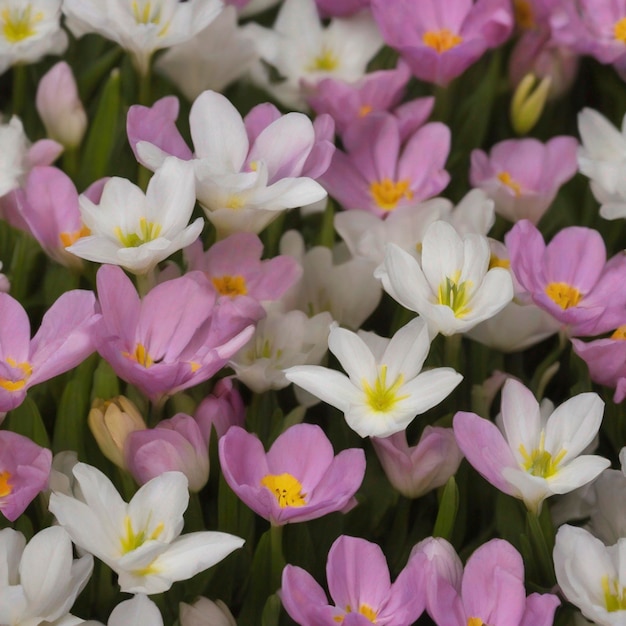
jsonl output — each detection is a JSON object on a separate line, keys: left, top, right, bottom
{"left": 82, "top": 594, "right": 163, "bottom": 626}
{"left": 554, "top": 525, "right": 626, "bottom": 625}
{"left": 285, "top": 317, "right": 462, "bottom": 438}
{"left": 244, "top": 0, "right": 383, "bottom": 110}
{"left": 230, "top": 309, "right": 333, "bottom": 394}
{"left": 279, "top": 230, "right": 382, "bottom": 330}
{"left": 66, "top": 158, "right": 203, "bottom": 275}
{"left": 156, "top": 6, "right": 257, "bottom": 101}
{"left": 179, "top": 597, "right": 236, "bottom": 626}
{"left": 375, "top": 220, "right": 513, "bottom": 336}
{"left": 0, "top": 526, "right": 93, "bottom": 626}
{"left": 62, "top": 0, "right": 223, "bottom": 75}
{"left": 48, "top": 463, "right": 244, "bottom": 594}
{"left": 0, "top": 0, "right": 67, "bottom": 75}
{"left": 577, "top": 108, "right": 626, "bottom": 220}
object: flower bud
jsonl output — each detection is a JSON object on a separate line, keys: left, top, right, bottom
{"left": 194, "top": 378, "right": 245, "bottom": 444}
{"left": 510, "top": 72, "right": 551, "bottom": 135}
{"left": 179, "top": 597, "right": 236, "bottom": 626}
{"left": 36, "top": 62, "right": 87, "bottom": 149}
{"left": 88, "top": 396, "right": 146, "bottom": 469}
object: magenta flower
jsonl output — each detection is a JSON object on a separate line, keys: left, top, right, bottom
{"left": 125, "top": 414, "right": 209, "bottom": 492}
{"left": 194, "top": 378, "right": 245, "bottom": 443}
{"left": 0, "top": 290, "right": 98, "bottom": 412}
{"left": 320, "top": 113, "right": 450, "bottom": 217}
{"left": 281, "top": 534, "right": 424, "bottom": 626}
{"left": 506, "top": 220, "right": 626, "bottom": 336}
{"left": 412, "top": 537, "right": 559, "bottom": 626}
{"left": 93, "top": 265, "right": 255, "bottom": 402}
{"left": 183, "top": 232, "right": 302, "bottom": 306}
{"left": 308, "top": 62, "right": 434, "bottom": 138}
{"left": 218, "top": 424, "right": 365, "bottom": 525}
{"left": 371, "top": 0, "right": 514, "bottom": 85}
{"left": 371, "top": 427, "right": 463, "bottom": 499}
{"left": 470, "top": 137, "right": 578, "bottom": 224}
{"left": 0, "top": 431, "right": 52, "bottom": 521}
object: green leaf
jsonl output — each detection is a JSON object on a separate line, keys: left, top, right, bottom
{"left": 432, "top": 476, "right": 459, "bottom": 540}
{"left": 53, "top": 378, "right": 90, "bottom": 456}
{"left": 261, "top": 594, "right": 282, "bottom": 626}
{"left": 91, "top": 358, "right": 120, "bottom": 401}
{"left": 4, "top": 397, "right": 50, "bottom": 448}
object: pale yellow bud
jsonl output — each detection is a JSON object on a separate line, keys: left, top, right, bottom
{"left": 510, "top": 73, "right": 552, "bottom": 135}
{"left": 88, "top": 396, "right": 146, "bottom": 469}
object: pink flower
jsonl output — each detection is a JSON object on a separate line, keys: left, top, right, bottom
{"left": 218, "top": 424, "right": 365, "bottom": 525}
{"left": 0, "top": 431, "right": 52, "bottom": 521}
{"left": 412, "top": 537, "right": 559, "bottom": 626}
{"left": 371, "top": 427, "right": 463, "bottom": 499}
{"left": 308, "top": 62, "right": 434, "bottom": 138}
{"left": 470, "top": 136, "right": 578, "bottom": 224}
{"left": 93, "top": 265, "right": 255, "bottom": 402}
{"left": 183, "top": 233, "right": 302, "bottom": 306}
{"left": 0, "top": 290, "right": 98, "bottom": 412}
{"left": 320, "top": 113, "right": 450, "bottom": 217}
{"left": 125, "top": 414, "right": 209, "bottom": 492}
{"left": 194, "top": 378, "right": 245, "bottom": 443}
{"left": 281, "top": 534, "right": 424, "bottom": 625}
{"left": 371, "top": 0, "right": 514, "bottom": 85}
{"left": 506, "top": 220, "right": 626, "bottom": 336}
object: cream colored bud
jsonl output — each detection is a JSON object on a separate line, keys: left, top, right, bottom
{"left": 88, "top": 396, "right": 146, "bottom": 469}
{"left": 510, "top": 73, "right": 552, "bottom": 135}
{"left": 179, "top": 598, "right": 237, "bottom": 626}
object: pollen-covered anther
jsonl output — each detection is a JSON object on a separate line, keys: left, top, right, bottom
{"left": 260, "top": 473, "right": 307, "bottom": 508}
{"left": 422, "top": 29, "right": 463, "bottom": 53}
{"left": 363, "top": 364, "right": 408, "bottom": 412}
{"left": 114, "top": 217, "right": 162, "bottom": 248}
{"left": 212, "top": 274, "right": 247, "bottom": 297}
{"left": 0, "top": 358, "right": 33, "bottom": 391}
{"left": 497, "top": 171, "right": 523, "bottom": 196}
{"left": 545, "top": 282, "right": 582, "bottom": 309}
{"left": 60, "top": 224, "right": 92, "bottom": 247}
{"left": 514, "top": 0, "right": 535, "bottom": 29}
{"left": 370, "top": 178, "right": 413, "bottom": 211}
{"left": 308, "top": 46, "right": 340, "bottom": 71}
{"left": 0, "top": 471, "right": 12, "bottom": 498}
{"left": 611, "top": 325, "right": 626, "bottom": 340}
{"left": 614, "top": 17, "right": 626, "bottom": 43}
{"left": 1, "top": 6, "right": 43, "bottom": 43}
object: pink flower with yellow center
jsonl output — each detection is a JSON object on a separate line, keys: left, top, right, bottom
{"left": 371, "top": 0, "right": 514, "bottom": 85}
{"left": 506, "top": 220, "right": 626, "bottom": 336}
{"left": 320, "top": 112, "right": 450, "bottom": 218}
{"left": 218, "top": 423, "right": 365, "bottom": 526}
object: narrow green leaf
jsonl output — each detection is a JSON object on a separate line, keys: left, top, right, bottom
{"left": 4, "top": 397, "right": 50, "bottom": 448}
{"left": 91, "top": 358, "right": 120, "bottom": 401}
{"left": 433, "top": 476, "right": 459, "bottom": 540}
{"left": 53, "top": 378, "right": 89, "bottom": 455}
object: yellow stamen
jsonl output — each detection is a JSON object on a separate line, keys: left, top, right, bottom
{"left": 124, "top": 343, "right": 154, "bottom": 368}
{"left": 358, "top": 104, "right": 373, "bottom": 117}
{"left": 225, "top": 195, "right": 245, "bottom": 210}
{"left": 437, "top": 272, "right": 473, "bottom": 318}
{"left": 189, "top": 361, "right": 200, "bottom": 372}
{"left": 308, "top": 46, "right": 339, "bottom": 72}
{"left": 131, "top": 1, "right": 170, "bottom": 36}
{"left": 1, "top": 6, "right": 43, "bottom": 43}
{"left": 114, "top": 217, "right": 162, "bottom": 248}
{"left": 422, "top": 29, "right": 463, "bottom": 53}
{"left": 545, "top": 282, "right": 582, "bottom": 310}
{"left": 363, "top": 364, "right": 408, "bottom": 413}
{"left": 60, "top": 224, "right": 92, "bottom": 247}
{"left": 519, "top": 431, "right": 567, "bottom": 478}
{"left": 611, "top": 325, "right": 626, "bottom": 340}
{"left": 603, "top": 575, "right": 626, "bottom": 611}
{"left": 212, "top": 275, "right": 248, "bottom": 297}
{"left": 489, "top": 254, "right": 510, "bottom": 270}
{"left": 260, "top": 473, "right": 307, "bottom": 508}
{"left": 497, "top": 171, "right": 523, "bottom": 196}
{"left": 514, "top": 0, "right": 535, "bottom": 29}
{"left": 467, "top": 619, "right": 484, "bottom": 626}
{"left": 0, "top": 358, "right": 32, "bottom": 392}
{"left": 0, "top": 471, "right": 12, "bottom": 498}
{"left": 334, "top": 604, "right": 378, "bottom": 623}
{"left": 615, "top": 17, "right": 626, "bottom": 43}
{"left": 370, "top": 178, "right": 413, "bottom": 212}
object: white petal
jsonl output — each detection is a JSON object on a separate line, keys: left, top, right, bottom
{"left": 284, "top": 365, "right": 359, "bottom": 412}
{"left": 328, "top": 327, "right": 377, "bottom": 385}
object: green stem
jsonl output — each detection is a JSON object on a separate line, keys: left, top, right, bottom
{"left": 138, "top": 60, "right": 153, "bottom": 106}
{"left": 135, "top": 269, "right": 156, "bottom": 297}
{"left": 12, "top": 64, "right": 27, "bottom": 117}
{"left": 525, "top": 508, "right": 556, "bottom": 587}
{"left": 62, "top": 147, "right": 80, "bottom": 181}
{"left": 269, "top": 524, "right": 285, "bottom": 591}
{"left": 444, "top": 333, "right": 462, "bottom": 372}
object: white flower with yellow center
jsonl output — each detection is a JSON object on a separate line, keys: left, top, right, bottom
{"left": 66, "top": 157, "right": 203, "bottom": 275}
{"left": 62, "top": 0, "right": 222, "bottom": 74}
{"left": 375, "top": 220, "right": 513, "bottom": 336}
{"left": 48, "top": 463, "right": 244, "bottom": 595}
{"left": 0, "top": 0, "right": 67, "bottom": 75}
{"left": 285, "top": 317, "right": 462, "bottom": 438}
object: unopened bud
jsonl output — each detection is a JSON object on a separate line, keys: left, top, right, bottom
{"left": 510, "top": 73, "right": 552, "bottom": 135}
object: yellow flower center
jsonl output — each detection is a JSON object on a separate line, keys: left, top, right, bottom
{"left": 120, "top": 515, "right": 164, "bottom": 554}
{"left": 611, "top": 325, "right": 626, "bottom": 340}
{"left": 225, "top": 194, "right": 245, "bottom": 210}
{"left": 124, "top": 343, "right": 154, "bottom": 368}
{"left": 514, "top": 0, "right": 535, "bottom": 29}
{"left": 362, "top": 364, "right": 408, "bottom": 413}
{"left": 114, "top": 217, "right": 163, "bottom": 248}
{"left": 603, "top": 575, "right": 626, "bottom": 611}
{"left": 614, "top": 17, "right": 626, "bottom": 43}
{"left": 422, "top": 29, "right": 463, "bottom": 53}
{"left": 519, "top": 431, "right": 566, "bottom": 478}
{"left": 260, "top": 473, "right": 307, "bottom": 508}
{"left": 437, "top": 273, "right": 473, "bottom": 318}
{"left": 334, "top": 604, "right": 378, "bottom": 623}
{"left": 308, "top": 46, "right": 339, "bottom": 72}
{"left": 131, "top": 0, "right": 170, "bottom": 35}
{"left": 489, "top": 254, "right": 510, "bottom": 270}
{"left": 545, "top": 282, "right": 582, "bottom": 309}
{"left": 358, "top": 104, "right": 373, "bottom": 117}
{"left": 0, "top": 471, "right": 12, "bottom": 498}
{"left": 1, "top": 6, "right": 42, "bottom": 43}
{"left": 370, "top": 178, "right": 413, "bottom": 212}
{"left": 0, "top": 358, "right": 32, "bottom": 392}
{"left": 60, "top": 225, "right": 92, "bottom": 248}
{"left": 212, "top": 274, "right": 248, "bottom": 297}
{"left": 497, "top": 171, "right": 523, "bottom": 197}
{"left": 467, "top": 619, "right": 485, "bottom": 626}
